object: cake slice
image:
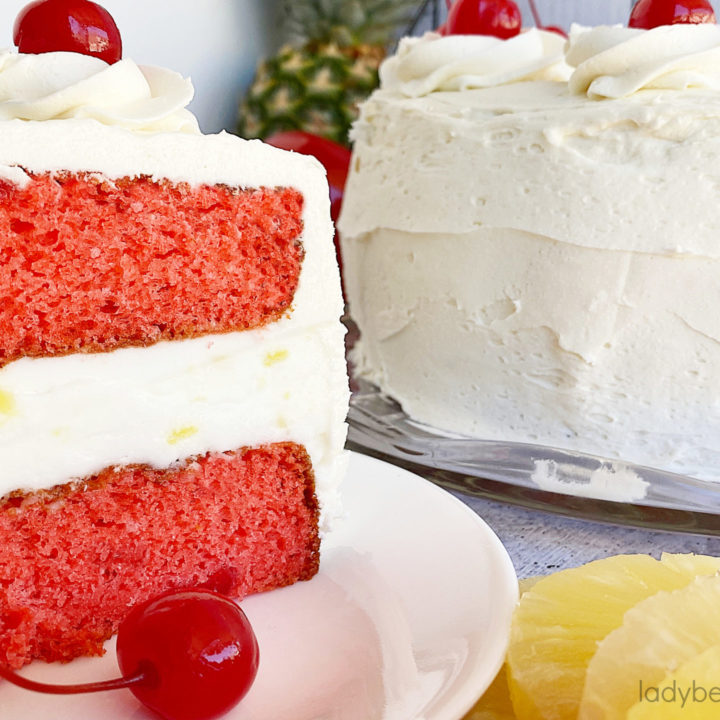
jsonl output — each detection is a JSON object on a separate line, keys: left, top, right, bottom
{"left": 0, "top": 118, "right": 348, "bottom": 668}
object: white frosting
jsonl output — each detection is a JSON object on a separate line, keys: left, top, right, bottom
{"left": 340, "top": 78, "right": 720, "bottom": 257}
{"left": 340, "top": 29, "right": 720, "bottom": 481}
{"left": 0, "top": 119, "right": 348, "bottom": 525}
{"left": 0, "top": 49, "right": 198, "bottom": 132}
{"left": 380, "top": 29, "right": 570, "bottom": 97}
{"left": 0, "top": 322, "right": 348, "bottom": 529}
{"left": 568, "top": 23, "right": 720, "bottom": 98}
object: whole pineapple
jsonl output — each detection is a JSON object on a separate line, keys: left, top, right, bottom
{"left": 237, "top": 0, "right": 420, "bottom": 147}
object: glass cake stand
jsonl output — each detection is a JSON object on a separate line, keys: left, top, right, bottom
{"left": 346, "top": 376, "right": 720, "bottom": 536}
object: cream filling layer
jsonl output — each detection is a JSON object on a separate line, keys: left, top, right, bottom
{"left": 0, "top": 318, "right": 349, "bottom": 530}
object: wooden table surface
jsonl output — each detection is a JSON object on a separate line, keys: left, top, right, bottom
{"left": 450, "top": 490, "right": 720, "bottom": 578}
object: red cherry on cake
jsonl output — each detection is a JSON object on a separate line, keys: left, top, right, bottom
{"left": 0, "top": 589, "right": 259, "bottom": 720}
{"left": 13, "top": 0, "right": 122, "bottom": 65}
{"left": 445, "top": 0, "right": 522, "bottom": 39}
{"left": 629, "top": 0, "right": 716, "bottom": 28}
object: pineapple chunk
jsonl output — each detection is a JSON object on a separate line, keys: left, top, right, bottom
{"left": 507, "top": 554, "right": 720, "bottom": 720}
{"left": 580, "top": 574, "right": 720, "bottom": 720}
{"left": 627, "top": 645, "right": 720, "bottom": 720}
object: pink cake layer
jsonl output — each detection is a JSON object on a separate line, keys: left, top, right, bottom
{"left": 0, "top": 172, "right": 305, "bottom": 366}
{"left": 0, "top": 443, "right": 319, "bottom": 669}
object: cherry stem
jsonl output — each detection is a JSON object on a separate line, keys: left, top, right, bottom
{"left": 0, "top": 662, "right": 150, "bottom": 695}
{"left": 527, "top": 0, "right": 542, "bottom": 27}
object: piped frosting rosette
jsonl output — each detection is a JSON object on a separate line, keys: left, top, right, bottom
{"left": 379, "top": 28, "right": 571, "bottom": 97}
{"left": 568, "top": 23, "right": 720, "bottom": 98}
{"left": 0, "top": 49, "right": 198, "bottom": 132}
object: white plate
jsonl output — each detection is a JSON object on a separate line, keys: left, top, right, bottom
{"left": 348, "top": 377, "right": 720, "bottom": 533}
{"left": 0, "top": 452, "right": 518, "bottom": 720}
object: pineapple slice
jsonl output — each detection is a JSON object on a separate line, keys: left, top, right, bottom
{"left": 463, "top": 578, "right": 539, "bottom": 720}
{"left": 626, "top": 645, "right": 720, "bottom": 720}
{"left": 579, "top": 574, "right": 720, "bottom": 720}
{"left": 506, "top": 554, "right": 720, "bottom": 720}
{"left": 463, "top": 665, "right": 517, "bottom": 720}
{"left": 659, "top": 551, "right": 720, "bottom": 577}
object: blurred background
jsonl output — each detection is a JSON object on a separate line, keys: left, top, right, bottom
{"left": 514, "top": 1, "right": 631, "bottom": 27}
{"left": 0, "top": 0, "right": 632, "bottom": 134}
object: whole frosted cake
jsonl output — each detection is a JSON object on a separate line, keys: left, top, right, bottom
{"left": 340, "top": 24, "right": 720, "bottom": 480}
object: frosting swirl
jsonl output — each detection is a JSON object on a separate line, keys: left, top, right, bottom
{"left": 568, "top": 23, "right": 720, "bottom": 98}
{"left": 379, "top": 29, "right": 570, "bottom": 98}
{"left": 0, "top": 49, "right": 199, "bottom": 133}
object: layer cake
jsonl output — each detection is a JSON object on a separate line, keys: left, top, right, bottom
{"left": 340, "top": 25, "right": 720, "bottom": 479}
{"left": 0, "top": 48, "right": 348, "bottom": 667}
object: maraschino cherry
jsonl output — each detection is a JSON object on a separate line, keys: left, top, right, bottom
{"left": 629, "top": 0, "right": 716, "bottom": 28}
{"left": 0, "top": 589, "right": 260, "bottom": 720}
{"left": 444, "top": 0, "right": 522, "bottom": 39}
{"left": 13, "top": 0, "right": 122, "bottom": 64}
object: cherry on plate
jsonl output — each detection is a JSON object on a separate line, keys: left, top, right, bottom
{"left": 629, "top": 0, "right": 716, "bottom": 28}
{"left": 14, "top": 0, "right": 122, "bottom": 64}
{"left": 0, "top": 588, "right": 259, "bottom": 720}
{"left": 117, "top": 589, "right": 259, "bottom": 720}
